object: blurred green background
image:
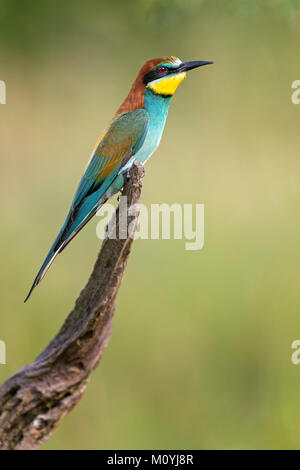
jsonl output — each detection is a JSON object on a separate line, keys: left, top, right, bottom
{"left": 1, "top": 0, "right": 300, "bottom": 450}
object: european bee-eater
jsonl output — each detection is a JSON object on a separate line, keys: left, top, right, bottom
{"left": 25, "top": 56, "right": 213, "bottom": 301}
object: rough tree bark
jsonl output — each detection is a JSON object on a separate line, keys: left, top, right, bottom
{"left": 0, "top": 162, "right": 145, "bottom": 450}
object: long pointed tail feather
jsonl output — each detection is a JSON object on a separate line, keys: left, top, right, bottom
{"left": 24, "top": 250, "right": 59, "bottom": 302}
{"left": 24, "top": 203, "right": 102, "bottom": 302}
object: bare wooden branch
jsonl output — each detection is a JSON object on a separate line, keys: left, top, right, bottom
{"left": 0, "top": 162, "right": 145, "bottom": 450}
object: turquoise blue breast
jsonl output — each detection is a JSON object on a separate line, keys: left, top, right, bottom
{"left": 120, "top": 89, "right": 171, "bottom": 175}
{"left": 134, "top": 89, "right": 171, "bottom": 164}
{"left": 112, "top": 90, "right": 171, "bottom": 192}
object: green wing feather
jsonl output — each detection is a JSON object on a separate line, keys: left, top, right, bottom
{"left": 72, "top": 109, "right": 148, "bottom": 208}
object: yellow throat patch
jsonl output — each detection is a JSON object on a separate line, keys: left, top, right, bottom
{"left": 148, "top": 72, "right": 186, "bottom": 96}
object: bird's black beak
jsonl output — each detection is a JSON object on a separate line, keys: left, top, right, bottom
{"left": 179, "top": 60, "right": 214, "bottom": 72}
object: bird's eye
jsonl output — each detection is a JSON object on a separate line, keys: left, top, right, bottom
{"left": 158, "top": 66, "right": 167, "bottom": 73}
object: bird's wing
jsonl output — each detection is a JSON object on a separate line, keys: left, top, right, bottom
{"left": 25, "top": 109, "right": 149, "bottom": 301}
{"left": 72, "top": 110, "right": 148, "bottom": 209}
{"left": 65, "top": 109, "right": 148, "bottom": 234}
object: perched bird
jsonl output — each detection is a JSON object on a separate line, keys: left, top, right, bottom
{"left": 25, "top": 56, "right": 213, "bottom": 301}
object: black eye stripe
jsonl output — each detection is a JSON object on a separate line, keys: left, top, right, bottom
{"left": 143, "top": 66, "right": 177, "bottom": 85}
